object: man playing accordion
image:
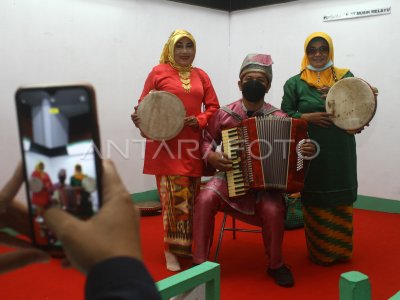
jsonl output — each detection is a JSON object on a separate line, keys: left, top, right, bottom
{"left": 193, "top": 53, "right": 315, "bottom": 287}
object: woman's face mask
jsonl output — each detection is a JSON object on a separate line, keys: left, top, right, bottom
{"left": 242, "top": 80, "right": 267, "bottom": 103}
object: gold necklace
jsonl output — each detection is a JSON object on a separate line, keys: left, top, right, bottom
{"left": 179, "top": 70, "right": 191, "bottom": 93}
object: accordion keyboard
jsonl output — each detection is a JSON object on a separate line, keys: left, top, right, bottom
{"left": 222, "top": 127, "right": 249, "bottom": 197}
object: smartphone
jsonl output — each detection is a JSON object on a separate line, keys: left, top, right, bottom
{"left": 15, "top": 83, "right": 102, "bottom": 253}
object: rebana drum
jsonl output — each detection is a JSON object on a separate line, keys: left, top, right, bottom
{"left": 137, "top": 91, "right": 186, "bottom": 141}
{"left": 82, "top": 177, "right": 96, "bottom": 193}
{"left": 29, "top": 176, "right": 44, "bottom": 193}
{"left": 325, "top": 77, "right": 377, "bottom": 131}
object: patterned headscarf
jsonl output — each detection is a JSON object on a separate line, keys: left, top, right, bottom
{"left": 159, "top": 29, "right": 196, "bottom": 92}
{"left": 300, "top": 32, "right": 349, "bottom": 89}
{"left": 239, "top": 54, "right": 273, "bottom": 82}
{"left": 35, "top": 161, "right": 44, "bottom": 172}
{"left": 159, "top": 29, "right": 196, "bottom": 71}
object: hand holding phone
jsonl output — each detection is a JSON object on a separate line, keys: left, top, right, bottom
{"left": 15, "top": 84, "right": 102, "bottom": 252}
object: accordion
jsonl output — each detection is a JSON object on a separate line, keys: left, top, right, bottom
{"left": 222, "top": 116, "right": 308, "bottom": 197}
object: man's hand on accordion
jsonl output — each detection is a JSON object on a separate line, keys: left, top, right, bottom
{"left": 300, "top": 140, "right": 317, "bottom": 158}
{"left": 207, "top": 151, "right": 233, "bottom": 171}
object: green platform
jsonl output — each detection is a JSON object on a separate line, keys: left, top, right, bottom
{"left": 156, "top": 261, "right": 220, "bottom": 300}
{"left": 340, "top": 271, "right": 371, "bottom": 300}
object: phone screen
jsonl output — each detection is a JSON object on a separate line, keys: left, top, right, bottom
{"left": 15, "top": 84, "right": 102, "bottom": 250}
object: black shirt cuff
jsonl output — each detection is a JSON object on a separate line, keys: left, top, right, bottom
{"left": 85, "top": 257, "right": 161, "bottom": 300}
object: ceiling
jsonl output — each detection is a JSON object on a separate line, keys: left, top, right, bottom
{"left": 167, "top": 0, "right": 298, "bottom": 12}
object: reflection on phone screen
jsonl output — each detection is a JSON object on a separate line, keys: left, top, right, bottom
{"left": 16, "top": 86, "right": 101, "bottom": 248}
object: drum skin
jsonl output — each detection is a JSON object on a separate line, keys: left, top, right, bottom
{"left": 326, "top": 77, "right": 377, "bottom": 130}
{"left": 29, "top": 176, "right": 44, "bottom": 193}
{"left": 137, "top": 91, "right": 186, "bottom": 141}
{"left": 82, "top": 177, "right": 96, "bottom": 193}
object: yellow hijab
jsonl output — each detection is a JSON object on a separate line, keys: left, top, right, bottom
{"left": 300, "top": 32, "right": 349, "bottom": 89}
{"left": 159, "top": 29, "right": 196, "bottom": 71}
{"left": 35, "top": 162, "right": 44, "bottom": 172}
{"left": 73, "top": 164, "right": 85, "bottom": 181}
{"left": 159, "top": 29, "right": 196, "bottom": 93}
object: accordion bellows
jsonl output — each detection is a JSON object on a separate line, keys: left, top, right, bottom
{"left": 222, "top": 116, "right": 308, "bottom": 197}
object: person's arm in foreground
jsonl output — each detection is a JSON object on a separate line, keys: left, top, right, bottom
{"left": 44, "top": 160, "right": 161, "bottom": 300}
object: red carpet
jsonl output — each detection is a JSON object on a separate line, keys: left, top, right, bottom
{"left": 0, "top": 209, "right": 399, "bottom": 299}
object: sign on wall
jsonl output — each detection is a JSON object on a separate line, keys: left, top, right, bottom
{"left": 323, "top": 5, "right": 391, "bottom": 22}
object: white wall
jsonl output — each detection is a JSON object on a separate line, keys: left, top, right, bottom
{"left": 1, "top": 0, "right": 399, "bottom": 201}
{"left": 0, "top": 0, "right": 229, "bottom": 197}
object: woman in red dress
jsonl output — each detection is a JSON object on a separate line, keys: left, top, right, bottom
{"left": 131, "top": 29, "right": 220, "bottom": 271}
{"left": 31, "top": 161, "right": 53, "bottom": 218}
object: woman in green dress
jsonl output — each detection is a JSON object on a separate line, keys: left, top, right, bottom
{"left": 70, "top": 164, "right": 93, "bottom": 219}
{"left": 281, "top": 32, "right": 359, "bottom": 265}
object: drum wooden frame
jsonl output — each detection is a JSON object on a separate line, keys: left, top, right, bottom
{"left": 325, "top": 77, "right": 377, "bottom": 131}
{"left": 137, "top": 91, "right": 186, "bottom": 141}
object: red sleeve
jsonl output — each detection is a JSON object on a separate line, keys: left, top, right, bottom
{"left": 134, "top": 69, "right": 156, "bottom": 110}
{"left": 195, "top": 68, "right": 220, "bottom": 129}
{"left": 45, "top": 173, "right": 53, "bottom": 188}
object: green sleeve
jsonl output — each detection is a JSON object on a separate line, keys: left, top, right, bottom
{"left": 281, "top": 76, "right": 302, "bottom": 119}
